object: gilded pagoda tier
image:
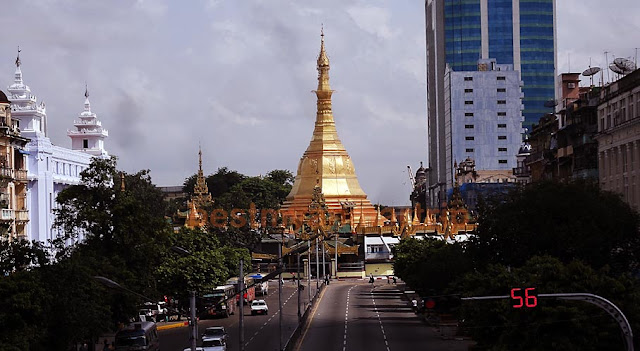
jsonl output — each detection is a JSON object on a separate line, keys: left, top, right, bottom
{"left": 280, "top": 29, "right": 378, "bottom": 226}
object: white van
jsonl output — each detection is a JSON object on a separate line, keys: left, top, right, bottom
{"left": 114, "top": 322, "right": 160, "bottom": 351}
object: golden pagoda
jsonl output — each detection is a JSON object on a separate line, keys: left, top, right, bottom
{"left": 191, "top": 146, "right": 213, "bottom": 209}
{"left": 280, "top": 29, "right": 378, "bottom": 229}
{"left": 184, "top": 147, "right": 212, "bottom": 229}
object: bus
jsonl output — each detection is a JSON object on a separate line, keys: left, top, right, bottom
{"left": 249, "top": 273, "right": 269, "bottom": 296}
{"left": 226, "top": 276, "right": 255, "bottom": 305}
{"left": 199, "top": 285, "right": 236, "bottom": 318}
{"left": 114, "top": 322, "right": 160, "bottom": 351}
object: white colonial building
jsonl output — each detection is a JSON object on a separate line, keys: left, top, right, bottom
{"left": 6, "top": 53, "right": 108, "bottom": 243}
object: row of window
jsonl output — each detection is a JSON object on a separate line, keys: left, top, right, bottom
{"left": 464, "top": 88, "right": 507, "bottom": 93}
{"left": 465, "top": 136, "right": 508, "bottom": 140}
{"left": 464, "top": 147, "right": 509, "bottom": 152}
{"left": 464, "top": 76, "right": 506, "bottom": 81}
{"left": 464, "top": 124, "right": 507, "bottom": 128}
{"left": 465, "top": 100, "right": 508, "bottom": 105}
{"left": 465, "top": 112, "right": 509, "bottom": 117}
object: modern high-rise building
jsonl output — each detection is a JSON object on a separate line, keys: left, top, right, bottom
{"left": 425, "top": 0, "right": 556, "bottom": 207}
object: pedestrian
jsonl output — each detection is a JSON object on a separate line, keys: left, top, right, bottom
{"left": 392, "top": 276, "right": 397, "bottom": 284}
{"left": 387, "top": 276, "right": 390, "bottom": 284}
{"left": 102, "top": 339, "right": 109, "bottom": 351}
{"left": 79, "top": 343, "right": 88, "bottom": 351}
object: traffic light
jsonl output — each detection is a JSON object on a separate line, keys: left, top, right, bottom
{"left": 422, "top": 295, "right": 462, "bottom": 313}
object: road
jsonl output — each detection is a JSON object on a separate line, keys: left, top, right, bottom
{"left": 159, "top": 279, "right": 320, "bottom": 351}
{"left": 296, "top": 281, "right": 474, "bottom": 351}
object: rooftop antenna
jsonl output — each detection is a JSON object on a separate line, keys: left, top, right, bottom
{"left": 604, "top": 51, "right": 610, "bottom": 83}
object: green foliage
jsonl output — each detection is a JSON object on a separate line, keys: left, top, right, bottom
{"left": 0, "top": 239, "right": 49, "bottom": 275}
{"left": 392, "top": 238, "right": 472, "bottom": 296}
{"left": 454, "top": 256, "right": 640, "bottom": 351}
{"left": 156, "top": 227, "right": 251, "bottom": 305}
{"left": 471, "top": 181, "right": 640, "bottom": 274}
{"left": 0, "top": 271, "right": 46, "bottom": 350}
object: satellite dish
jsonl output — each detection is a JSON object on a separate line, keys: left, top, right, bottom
{"left": 544, "top": 99, "right": 558, "bottom": 108}
{"left": 610, "top": 63, "right": 626, "bottom": 75}
{"left": 582, "top": 66, "right": 601, "bottom": 76}
{"left": 612, "top": 58, "right": 636, "bottom": 75}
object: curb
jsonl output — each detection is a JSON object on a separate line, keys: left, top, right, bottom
{"left": 157, "top": 321, "right": 189, "bottom": 331}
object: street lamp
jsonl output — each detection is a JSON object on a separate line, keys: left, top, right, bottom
{"left": 93, "top": 276, "right": 154, "bottom": 302}
{"left": 170, "top": 246, "right": 197, "bottom": 351}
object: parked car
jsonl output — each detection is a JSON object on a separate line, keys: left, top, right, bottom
{"left": 183, "top": 337, "right": 226, "bottom": 351}
{"left": 250, "top": 300, "right": 268, "bottom": 315}
{"left": 202, "top": 326, "right": 227, "bottom": 343}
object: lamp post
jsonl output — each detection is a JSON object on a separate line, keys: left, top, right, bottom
{"left": 170, "top": 246, "right": 197, "bottom": 351}
{"left": 315, "top": 237, "right": 319, "bottom": 291}
{"left": 239, "top": 258, "right": 245, "bottom": 351}
{"left": 278, "top": 243, "right": 283, "bottom": 351}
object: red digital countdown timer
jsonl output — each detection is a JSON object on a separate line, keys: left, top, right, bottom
{"left": 510, "top": 288, "right": 538, "bottom": 308}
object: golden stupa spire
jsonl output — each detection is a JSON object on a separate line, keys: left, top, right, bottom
{"left": 280, "top": 28, "right": 379, "bottom": 230}
{"left": 192, "top": 146, "right": 212, "bottom": 208}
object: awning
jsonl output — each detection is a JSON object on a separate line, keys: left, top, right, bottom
{"left": 18, "top": 149, "right": 30, "bottom": 155}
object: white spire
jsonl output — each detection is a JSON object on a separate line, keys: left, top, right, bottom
{"left": 68, "top": 88, "right": 108, "bottom": 157}
{"left": 14, "top": 46, "right": 23, "bottom": 85}
{"left": 84, "top": 83, "right": 91, "bottom": 112}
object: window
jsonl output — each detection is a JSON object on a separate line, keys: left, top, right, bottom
{"left": 498, "top": 123, "right": 507, "bottom": 128}
{"left": 83, "top": 139, "right": 88, "bottom": 148}
{"left": 498, "top": 135, "right": 507, "bottom": 140}
{"left": 465, "top": 124, "right": 474, "bottom": 129}
{"left": 466, "top": 148, "right": 474, "bottom": 152}
{"left": 497, "top": 76, "right": 506, "bottom": 81}
{"left": 497, "top": 100, "right": 506, "bottom": 104}
{"left": 465, "top": 112, "right": 474, "bottom": 117}
{"left": 465, "top": 89, "right": 473, "bottom": 93}
{"left": 464, "top": 76, "right": 473, "bottom": 81}
{"left": 465, "top": 136, "right": 475, "bottom": 141}
{"left": 497, "top": 112, "right": 507, "bottom": 116}
{"left": 465, "top": 101, "right": 474, "bottom": 105}
{"left": 568, "top": 82, "right": 576, "bottom": 89}
{"left": 498, "top": 147, "right": 507, "bottom": 152}
{"left": 497, "top": 88, "right": 506, "bottom": 93}
{"left": 498, "top": 160, "right": 508, "bottom": 164}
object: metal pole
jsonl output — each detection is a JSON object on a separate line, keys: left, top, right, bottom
{"left": 297, "top": 253, "right": 301, "bottom": 322}
{"left": 315, "top": 237, "right": 319, "bottom": 291}
{"left": 322, "top": 238, "right": 326, "bottom": 281}
{"left": 335, "top": 234, "right": 338, "bottom": 279}
{"left": 190, "top": 291, "right": 197, "bottom": 351}
{"left": 278, "top": 244, "right": 283, "bottom": 351}
{"left": 307, "top": 240, "right": 311, "bottom": 303}
{"left": 239, "top": 258, "right": 244, "bottom": 351}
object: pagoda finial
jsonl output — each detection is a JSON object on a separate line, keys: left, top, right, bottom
{"left": 317, "top": 26, "right": 329, "bottom": 69}
{"left": 15, "top": 47, "right": 21, "bottom": 68}
{"left": 198, "top": 143, "right": 203, "bottom": 172}
{"left": 84, "top": 82, "right": 89, "bottom": 99}
{"left": 83, "top": 83, "right": 91, "bottom": 112}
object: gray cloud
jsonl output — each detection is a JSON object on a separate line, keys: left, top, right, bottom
{"left": 1, "top": 0, "right": 637, "bottom": 205}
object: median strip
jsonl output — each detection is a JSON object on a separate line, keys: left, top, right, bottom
{"left": 157, "top": 321, "right": 189, "bottom": 331}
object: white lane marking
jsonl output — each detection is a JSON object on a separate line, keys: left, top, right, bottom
{"left": 343, "top": 285, "right": 355, "bottom": 351}
{"left": 243, "top": 289, "right": 299, "bottom": 348}
{"left": 371, "top": 288, "right": 391, "bottom": 351}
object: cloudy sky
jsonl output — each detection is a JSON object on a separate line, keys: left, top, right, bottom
{"left": 1, "top": 0, "right": 638, "bottom": 205}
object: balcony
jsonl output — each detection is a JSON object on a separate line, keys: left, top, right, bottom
{"left": 0, "top": 209, "right": 13, "bottom": 221}
{"left": 15, "top": 210, "right": 29, "bottom": 222}
{"left": 14, "top": 169, "right": 27, "bottom": 182}
{"left": 0, "top": 167, "right": 13, "bottom": 179}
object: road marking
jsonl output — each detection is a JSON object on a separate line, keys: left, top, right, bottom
{"left": 242, "top": 289, "right": 299, "bottom": 348}
{"left": 371, "top": 288, "right": 391, "bottom": 351}
{"left": 293, "top": 282, "right": 329, "bottom": 351}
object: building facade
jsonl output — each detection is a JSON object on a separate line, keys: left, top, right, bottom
{"left": 6, "top": 54, "right": 108, "bottom": 243}
{"left": 595, "top": 69, "right": 640, "bottom": 212}
{"left": 445, "top": 58, "right": 524, "bottom": 184}
{"left": 0, "top": 90, "right": 30, "bottom": 239}
{"left": 426, "top": 0, "right": 556, "bottom": 207}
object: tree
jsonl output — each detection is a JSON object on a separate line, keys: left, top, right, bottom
{"left": 392, "top": 237, "right": 472, "bottom": 296}
{"left": 54, "top": 156, "right": 172, "bottom": 324}
{"left": 469, "top": 180, "right": 640, "bottom": 275}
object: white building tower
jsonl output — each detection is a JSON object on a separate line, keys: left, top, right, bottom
{"left": 67, "top": 87, "right": 108, "bottom": 157}
{"left": 6, "top": 50, "right": 108, "bottom": 244}
{"left": 7, "top": 49, "right": 47, "bottom": 139}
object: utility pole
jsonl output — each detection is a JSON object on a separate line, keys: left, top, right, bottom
{"left": 239, "top": 258, "right": 245, "bottom": 351}
{"left": 334, "top": 234, "right": 338, "bottom": 279}
{"left": 297, "top": 253, "right": 301, "bottom": 322}
{"left": 322, "top": 238, "right": 326, "bottom": 282}
{"left": 278, "top": 244, "right": 283, "bottom": 351}
{"left": 190, "top": 291, "right": 197, "bottom": 351}
{"left": 315, "top": 237, "right": 319, "bottom": 291}
{"left": 307, "top": 240, "right": 311, "bottom": 302}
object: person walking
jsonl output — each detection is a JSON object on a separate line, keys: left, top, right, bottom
{"left": 102, "top": 340, "right": 109, "bottom": 351}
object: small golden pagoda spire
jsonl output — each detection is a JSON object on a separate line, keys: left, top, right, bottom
{"left": 412, "top": 206, "right": 420, "bottom": 226}
{"left": 120, "top": 172, "right": 125, "bottom": 192}
{"left": 357, "top": 200, "right": 365, "bottom": 228}
{"left": 390, "top": 207, "right": 397, "bottom": 225}
{"left": 192, "top": 146, "right": 212, "bottom": 208}
{"left": 374, "top": 206, "right": 381, "bottom": 227}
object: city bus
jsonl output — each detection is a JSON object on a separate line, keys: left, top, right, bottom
{"left": 226, "top": 276, "right": 255, "bottom": 305}
{"left": 249, "top": 273, "right": 269, "bottom": 296}
{"left": 199, "top": 285, "right": 236, "bottom": 318}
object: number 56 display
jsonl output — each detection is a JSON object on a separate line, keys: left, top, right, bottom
{"left": 510, "top": 287, "right": 538, "bottom": 308}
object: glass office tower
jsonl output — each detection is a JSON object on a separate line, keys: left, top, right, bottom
{"left": 426, "top": 0, "right": 556, "bottom": 207}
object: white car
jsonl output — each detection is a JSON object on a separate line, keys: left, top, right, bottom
{"left": 182, "top": 338, "right": 226, "bottom": 351}
{"left": 250, "top": 300, "right": 268, "bottom": 315}
{"left": 202, "top": 326, "right": 227, "bottom": 343}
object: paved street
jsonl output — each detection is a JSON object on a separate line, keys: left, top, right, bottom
{"left": 296, "top": 281, "right": 474, "bottom": 351}
{"left": 159, "top": 279, "right": 320, "bottom": 351}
